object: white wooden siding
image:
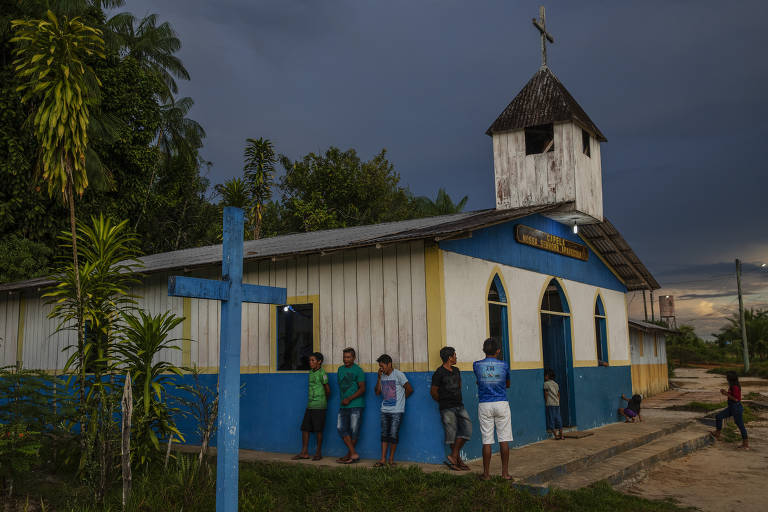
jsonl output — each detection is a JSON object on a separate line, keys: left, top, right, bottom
{"left": 0, "top": 241, "right": 429, "bottom": 373}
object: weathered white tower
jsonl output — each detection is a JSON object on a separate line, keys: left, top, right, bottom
{"left": 487, "top": 7, "right": 605, "bottom": 225}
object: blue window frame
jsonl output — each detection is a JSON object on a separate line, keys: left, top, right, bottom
{"left": 594, "top": 296, "right": 608, "bottom": 364}
{"left": 487, "top": 274, "right": 510, "bottom": 364}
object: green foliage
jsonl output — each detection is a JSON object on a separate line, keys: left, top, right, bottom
{"left": 12, "top": 10, "right": 105, "bottom": 199}
{"left": 714, "top": 308, "right": 768, "bottom": 362}
{"left": 243, "top": 137, "right": 276, "bottom": 239}
{"left": 0, "top": 234, "right": 53, "bottom": 282}
{"left": 0, "top": 366, "right": 76, "bottom": 493}
{"left": 173, "top": 366, "right": 218, "bottom": 459}
{"left": 665, "top": 401, "right": 726, "bottom": 413}
{"left": 115, "top": 309, "right": 185, "bottom": 467}
{"left": 6, "top": 458, "right": 693, "bottom": 511}
{"left": 708, "top": 361, "right": 768, "bottom": 380}
{"left": 268, "top": 147, "right": 414, "bottom": 234}
{"left": 410, "top": 187, "right": 469, "bottom": 217}
{"left": 215, "top": 177, "right": 250, "bottom": 209}
{"left": 665, "top": 325, "right": 734, "bottom": 366}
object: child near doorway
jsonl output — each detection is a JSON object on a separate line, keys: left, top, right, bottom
{"left": 619, "top": 393, "right": 643, "bottom": 423}
{"left": 710, "top": 371, "right": 749, "bottom": 449}
{"left": 543, "top": 368, "right": 563, "bottom": 440}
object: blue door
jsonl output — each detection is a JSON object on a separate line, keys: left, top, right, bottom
{"left": 540, "top": 280, "right": 576, "bottom": 426}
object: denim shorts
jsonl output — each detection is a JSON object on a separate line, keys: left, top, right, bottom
{"left": 337, "top": 407, "right": 363, "bottom": 441}
{"left": 440, "top": 406, "right": 473, "bottom": 444}
{"left": 380, "top": 412, "right": 404, "bottom": 444}
{"left": 545, "top": 405, "right": 562, "bottom": 431}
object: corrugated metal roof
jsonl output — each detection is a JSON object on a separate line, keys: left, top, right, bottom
{"left": 486, "top": 66, "right": 607, "bottom": 141}
{"left": 0, "top": 203, "right": 659, "bottom": 292}
{"left": 629, "top": 319, "right": 676, "bottom": 334}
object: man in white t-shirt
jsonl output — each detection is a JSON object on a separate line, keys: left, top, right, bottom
{"left": 374, "top": 354, "right": 413, "bottom": 466}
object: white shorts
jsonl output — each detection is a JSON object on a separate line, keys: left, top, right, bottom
{"left": 478, "top": 401, "right": 514, "bottom": 445}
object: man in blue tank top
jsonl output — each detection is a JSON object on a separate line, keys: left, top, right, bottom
{"left": 473, "top": 338, "right": 513, "bottom": 480}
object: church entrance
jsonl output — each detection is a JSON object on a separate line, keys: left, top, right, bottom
{"left": 540, "top": 279, "right": 576, "bottom": 426}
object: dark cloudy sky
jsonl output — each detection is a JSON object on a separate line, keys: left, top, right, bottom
{"left": 126, "top": 0, "right": 768, "bottom": 337}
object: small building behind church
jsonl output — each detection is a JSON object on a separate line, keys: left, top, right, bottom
{"left": 629, "top": 320, "right": 672, "bottom": 397}
{"left": 0, "top": 63, "right": 664, "bottom": 463}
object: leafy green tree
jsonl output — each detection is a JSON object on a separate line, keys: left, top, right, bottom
{"left": 12, "top": 11, "right": 105, "bottom": 412}
{"left": 243, "top": 137, "right": 276, "bottom": 240}
{"left": 0, "top": 235, "right": 53, "bottom": 282}
{"left": 115, "top": 309, "right": 185, "bottom": 467}
{"left": 410, "top": 187, "right": 468, "bottom": 217}
{"left": 106, "top": 12, "right": 189, "bottom": 100}
{"left": 215, "top": 177, "right": 250, "bottom": 210}
{"left": 715, "top": 309, "right": 768, "bottom": 361}
{"left": 270, "top": 147, "right": 413, "bottom": 233}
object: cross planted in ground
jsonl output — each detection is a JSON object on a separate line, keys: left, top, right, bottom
{"left": 168, "top": 207, "right": 286, "bottom": 512}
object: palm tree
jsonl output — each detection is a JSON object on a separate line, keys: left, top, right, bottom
{"left": 106, "top": 12, "right": 189, "bottom": 100}
{"left": 12, "top": 8, "right": 105, "bottom": 415}
{"left": 215, "top": 178, "right": 250, "bottom": 210}
{"left": 411, "top": 187, "right": 469, "bottom": 218}
{"left": 243, "top": 137, "right": 276, "bottom": 239}
{"left": 135, "top": 96, "right": 205, "bottom": 230}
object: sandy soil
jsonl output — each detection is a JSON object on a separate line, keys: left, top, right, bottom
{"left": 620, "top": 368, "right": 768, "bottom": 512}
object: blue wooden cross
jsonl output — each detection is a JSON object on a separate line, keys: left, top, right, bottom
{"left": 168, "top": 207, "right": 286, "bottom": 512}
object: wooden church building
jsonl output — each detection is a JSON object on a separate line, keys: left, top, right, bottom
{"left": 0, "top": 64, "right": 664, "bottom": 463}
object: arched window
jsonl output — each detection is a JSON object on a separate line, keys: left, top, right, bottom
{"left": 594, "top": 295, "right": 608, "bottom": 365}
{"left": 487, "top": 274, "right": 510, "bottom": 363}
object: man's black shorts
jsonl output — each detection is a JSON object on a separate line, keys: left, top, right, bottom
{"left": 300, "top": 408, "right": 326, "bottom": 433}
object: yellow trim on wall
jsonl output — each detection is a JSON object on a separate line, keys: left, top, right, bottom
{"left": 270, "top": 294, "right": 320, "bottom": 373}
{"left": 182, "top": 297, "right": 191, "bottom": 367}
{"left": 424, "top": 244, "right": 446, "bottom": 370}
{"left": 16, "top": 295, "right": 26, "bottom": 368}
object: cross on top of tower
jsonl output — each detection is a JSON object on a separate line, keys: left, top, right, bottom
{"left": 532, "top": 6, "right": 554, "bottom": 68}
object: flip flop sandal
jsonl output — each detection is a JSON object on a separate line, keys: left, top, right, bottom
{"left": 443, "top": 461, "right": 461, "bottom": 471}
{"left": 457, "top": 462, "right": 471, "bottom": 471}
{"left": 336, "top": 457, "right": 350, "bottom": 463}
{"left": 312, "top": 455, "right": 323, "bottom": 461}
{"left": 373, "top": 461, "right": 387, "bottom": 467}
{"left": 291, "top": 455, "right": 310, "bottom": 460}
{"left": 343, "top": 457, "right": 360, "bottom": 464}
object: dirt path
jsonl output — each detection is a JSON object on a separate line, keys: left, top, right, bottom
{"left": 620, "top": 368, "right": 768, "bottom": 512}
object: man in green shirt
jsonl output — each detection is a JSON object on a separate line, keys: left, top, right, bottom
{"left": 336, "top": 347, "right": 366, "bottom": 464}
{"left": 293, "top": 352, "right": 330, "bottom": 461}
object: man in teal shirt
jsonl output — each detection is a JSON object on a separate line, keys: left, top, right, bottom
{"left": 336, "top": 347, "right": 366, "bottom": 463}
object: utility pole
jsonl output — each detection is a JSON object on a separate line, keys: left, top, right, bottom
{"left": 642, "top": 290, "right": 648, "bottom": 322}
{"left": 650, "top": 290, "right": 655, "bottom": 322}
{"left": 735, "top": 258, "right": 750, "bottom": 372}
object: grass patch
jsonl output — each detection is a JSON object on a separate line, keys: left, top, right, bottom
{"left": 5, "top": 456, "right": 697, "bottom": 511}
{"left": 707, "top": 361, "right": 768, "bottom": 379}
{"left": 665, "top": 401, "right": 725, "bottom": 412}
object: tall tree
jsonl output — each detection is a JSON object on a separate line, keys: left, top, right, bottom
{"left": 243, "top": 137, "right": 276, "bottom": 240}
{"left": 272, "top": 147, "right": 412, "bottom": 233}
{"left": 410, "top": 187, "right": 469, "bottom": 217}
{"left": 12, "top": 10, "right": 105, "bottom": 406}
{"left": 106, "top": 12, "right": 189, "bottom": 100}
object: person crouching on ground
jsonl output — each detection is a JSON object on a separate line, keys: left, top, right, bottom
{"left": 431, "top": 346, "right": 472, "bottom": 471}
{"left": 619, "top": 394, "right": 642, "bottom": 423}
{"left": 473, "top": 338, "right": 513, "bottom": 481}
{"left": 374, "top": 354, "right": 413, "bottom": 467}
{"left": 336, "top": 347, "right": 366, "bottom": 464}
{"left": 543, "top": 368, "right": 563, "bottom": 440}
{"left": 710, "top": 371, "right": 749, "bottom": 449}
{"left": 293, "top": 352, "right": 330, "bottom": 461}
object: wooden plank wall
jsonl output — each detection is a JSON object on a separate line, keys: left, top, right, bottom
{"left": 0, "top": 241, "right": 429, "bottom": 373}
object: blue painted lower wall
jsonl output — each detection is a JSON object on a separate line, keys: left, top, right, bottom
{"left": 172, "top": 365, "right": 632, "bottom": 464}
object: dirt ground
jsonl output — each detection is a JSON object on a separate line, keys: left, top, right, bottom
{"left": 620, "top": 368, "right": 768, "bottom": 512}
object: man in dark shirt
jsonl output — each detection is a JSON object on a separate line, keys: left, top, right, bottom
{"left": 431, "top": 346, "right": 472, "bottom": 470}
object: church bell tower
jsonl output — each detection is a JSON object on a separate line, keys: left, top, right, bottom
{"left": 487, "top": 7, "right": 605, "bottom": 225}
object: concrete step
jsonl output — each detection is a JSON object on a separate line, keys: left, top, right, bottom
{"left": 542, "top": 426, "right": 713, "bottom": 490}
{"left": 519, "top": 418, "right": 697, "bottom": 485}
